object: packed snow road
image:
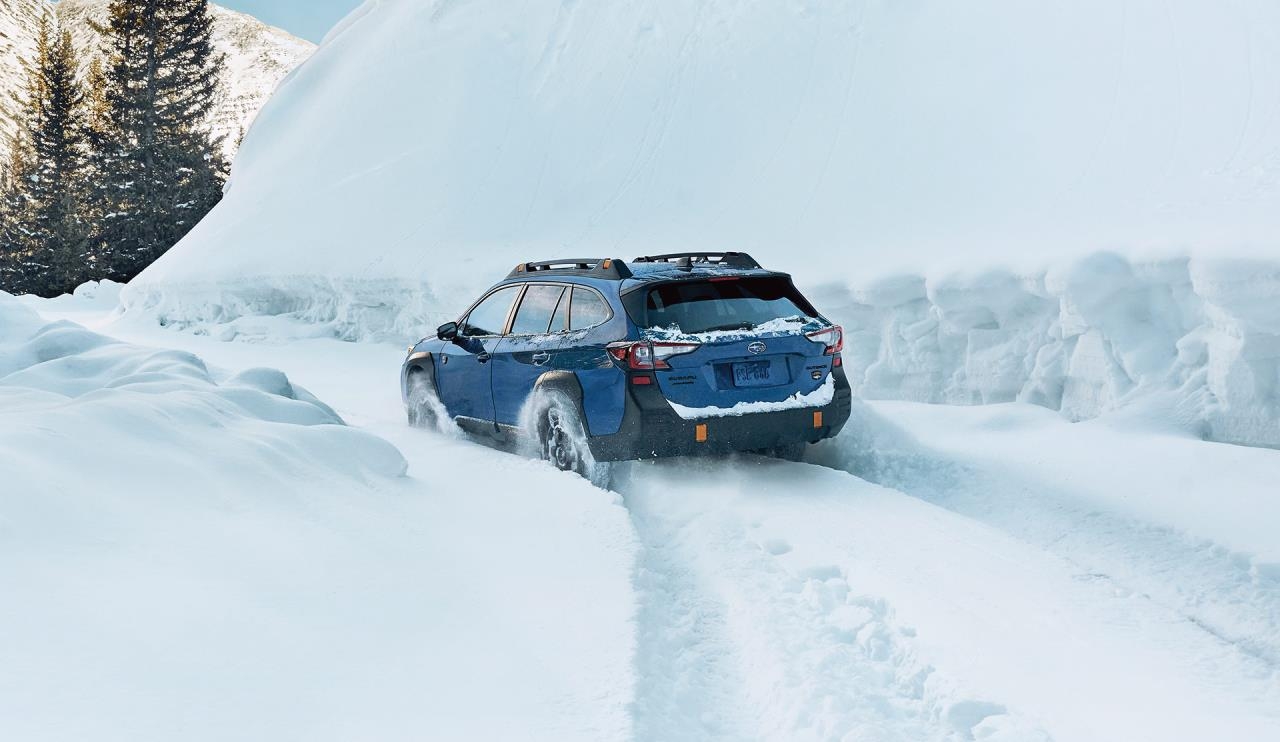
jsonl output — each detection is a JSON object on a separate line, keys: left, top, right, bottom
{"left": 9, "top": 297, "right": 1280, "bottom": 741}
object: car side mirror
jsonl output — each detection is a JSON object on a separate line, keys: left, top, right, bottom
{"left": 437, "top": 321, "right": 459, "bottom": 342}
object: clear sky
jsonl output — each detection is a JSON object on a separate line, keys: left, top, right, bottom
{"left": 217, "top": 0, "right": 364, "bottom": 44}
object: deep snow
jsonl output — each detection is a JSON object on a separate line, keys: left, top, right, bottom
{"left": 8, "top": 0, "right": 1280, "bottom": 737}
{"left": 124, "top": 0, "right": 1280, "bottom": 339}
{"left": 15, "top": 291, "right": 1280, "bottom": 741}
{"left": 809, "top": 253, "right": 1280, "bottom": 448}
{"left": 0, "top": 292, "right": 637, "bottom": 742}
{"left": 116, "top": 0, "right": 1280, "bottom": 444}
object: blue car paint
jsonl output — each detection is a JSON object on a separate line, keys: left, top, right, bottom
{"left": 402, "top": 260, "right": 843, "bottom": 451}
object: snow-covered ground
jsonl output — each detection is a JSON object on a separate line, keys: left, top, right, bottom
{"left": 7, "top": 0, "right": 1280, "bottom": 738}
{"left": 10, "top": 289, "right": 1279, "bottom": 741}
{"left": 0, "top": 292, "right": 636, "bottom": 742}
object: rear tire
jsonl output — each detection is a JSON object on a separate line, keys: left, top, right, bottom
{"left": 406, "top": 371, "right": 439, "bottom": 429}
{"left": 533, "top": 390, "right": 610, "bottom": 487}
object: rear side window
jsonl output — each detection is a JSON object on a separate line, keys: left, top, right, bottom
{"left": 569, "top": 287, "right": 611, "bottom": 330}
{"left": 462, "top": 285, "right": 521, "bottom": 336}
{"left": 510, "top": 285, "right": 567, "bottom": 335}
{"left": 625, "top": 277, "right": 817, "bottom": 333}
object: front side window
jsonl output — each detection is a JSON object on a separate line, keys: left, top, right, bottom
{"left": 570, "top": 287, "right": 611, "bottom": 330}
{"left": 461, "top": 285, "right": 521, "bottom": 336}
{"left": 510, "top": 285, "right": 567, "bottom": 335}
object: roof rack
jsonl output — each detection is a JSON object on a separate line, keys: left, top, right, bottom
{"left": 631, "top": 252, "right": 763, "bottom": 270}
{"left": 508, "top": 258, "right": 633, "bottom": 280}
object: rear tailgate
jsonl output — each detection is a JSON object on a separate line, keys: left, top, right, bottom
{"left": 623, "top": 274, "right": 837, "bottom": 413}
{"left": 653, "top": 330, "right": 833, "bottom": 411}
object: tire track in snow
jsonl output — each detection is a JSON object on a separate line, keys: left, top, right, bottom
{"left": 623, "top": 482, "right": 754, "bottom": 741}
{"left": 807, "top": 403, "right": 1280, "bottom": 671}
{"left": 611, "top": 461, "right": 1032, "bottom": 742}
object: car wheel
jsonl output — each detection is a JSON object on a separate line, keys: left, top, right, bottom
{"left": 406, "top": 370, "right": 440, "bottom": 429}
{"left": 534, "top": 390, "right": 610, "bottom": 486}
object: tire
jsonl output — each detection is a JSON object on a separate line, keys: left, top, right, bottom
{"left": 533, "top": 389, "right": 610, "bottom": 486}
{"left": 406, "top": 370, "right": 439, "bottom": 429}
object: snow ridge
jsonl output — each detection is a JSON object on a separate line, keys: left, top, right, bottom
{"left": 814, "top": 253, "right": 1280, "bottom": 449}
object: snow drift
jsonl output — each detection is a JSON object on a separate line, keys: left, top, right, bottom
{"left": 0, "top": 291, "right": 639, "bottom": 741}
{"left": 811, "top": 254, "right": 1280, "bottom": 448}
{"left": 122, "top": 0, "right": 1280, "bottom": 442}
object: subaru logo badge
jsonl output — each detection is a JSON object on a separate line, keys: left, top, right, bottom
{"left": 748, "top": 341, "right": 767, "bottom": 355}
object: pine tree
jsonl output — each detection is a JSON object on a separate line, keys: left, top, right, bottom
{"left": 28, "top": 25, "right": 90, "bottom": 294}
{"left": 92, "top": 0, "right": 227, "bottom": 281}
{"left": 0, "top": 131, "right": 33, "bottom": 294}
{"left": 81, "top": 55, "right": 113, "bottom": 277}
{"left": 1, "top": 15, "right": 89, "bottom": 297}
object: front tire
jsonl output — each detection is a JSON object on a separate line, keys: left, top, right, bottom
{"left": 406, "top": 370, "right": 439, "bottom": 429}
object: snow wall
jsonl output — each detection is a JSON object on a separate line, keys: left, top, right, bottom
{"left": 124, "top": 0, "right": 1280, "bottom": 447}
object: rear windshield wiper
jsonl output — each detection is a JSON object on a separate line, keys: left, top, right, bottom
{"left": 699, "top": 321, "right": 756, "bottom": 333}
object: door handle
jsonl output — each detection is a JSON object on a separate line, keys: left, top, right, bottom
{"left": 477, "top": 352, "right": 491, "bottom": 364}
{"left": 531, "top": 351, "right": 551, "bottom": 366}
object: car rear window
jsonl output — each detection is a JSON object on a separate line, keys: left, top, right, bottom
{"left": 569, "top": 287, "right": 611, "bottom": 330}
{"left": 624, "top": 276, "right": 818, "bottom": 333}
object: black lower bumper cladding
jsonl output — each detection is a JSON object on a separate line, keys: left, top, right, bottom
{"left": 589, "top": 368, "right": 853, "bottom": 461}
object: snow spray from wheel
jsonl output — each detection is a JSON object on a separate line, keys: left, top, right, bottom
{"left": 516, "top": 387, "right": 612, "bottom": 488}
{"left": 406, "top": 373, "right": 462, "bottom": 439}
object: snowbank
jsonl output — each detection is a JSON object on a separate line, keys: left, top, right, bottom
{"left": 116, "top": 0, "right": 1280, "bottom": 444}
{"left": 0, "top": 293, "right": 638, "bottom": 741}
{"left": 810, "top": 254, "right": 1280, "bottom": 448}
{"left": 124, "top": 0, "right": 1280, "bottom": 340}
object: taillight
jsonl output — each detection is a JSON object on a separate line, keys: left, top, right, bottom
{"left": 606, "top": 341, "right": 700, "bottom": 370}
{"left": 806, "top": 325, "right": 844, "bottom": 355}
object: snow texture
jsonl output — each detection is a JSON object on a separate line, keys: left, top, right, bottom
{"left": 118, "top": 0, "right": 1280, "bottom": 446}
{"left": 0, "top": 291, "right": 637, "bottom": 742}
{"left": 13, "top": 289, "right": 1280, "bottom": 742}
{"left": 811, "top": 254, "right": 1280, "bottom": 448}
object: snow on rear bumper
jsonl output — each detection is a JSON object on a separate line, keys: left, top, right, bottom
{"left": 666, "top": 376, "right": 836, "bottom": 420}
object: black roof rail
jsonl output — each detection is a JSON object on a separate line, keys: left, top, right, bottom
{"left": 631, "top": 252, "right": 762, "bottom": 270}
{"left": 507, "top": 258, "right": 633, "bottom": 280}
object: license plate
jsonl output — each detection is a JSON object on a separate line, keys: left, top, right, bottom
{"left": 733, "top": 360, "right": 772, "bottom": 387}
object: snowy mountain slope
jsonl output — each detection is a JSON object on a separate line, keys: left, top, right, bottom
{"left": 121, "top": 0, "right": 1280, "bottom": 443}
{"left": 0, "top": 292, "right": 636, "bottom": 742}
{"left": 0, "top": 0, "right": 314, "bottom": 165}
{"left": 129, "top": 0, "right": 1280, "bottom": 310}
{"left": 22, "top": 291, "right": 1280, "bottom": 741}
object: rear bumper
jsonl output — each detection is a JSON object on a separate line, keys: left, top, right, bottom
{"left": 587, "top": 367, "right": 852, "bottom": 461}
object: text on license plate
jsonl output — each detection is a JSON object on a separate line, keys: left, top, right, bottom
{"left": 733, "top": 360, "right": 773, "bottom": 387}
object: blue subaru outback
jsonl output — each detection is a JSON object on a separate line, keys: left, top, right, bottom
{"left": 401, "top": 253, "right": 851, "bottom": 475}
